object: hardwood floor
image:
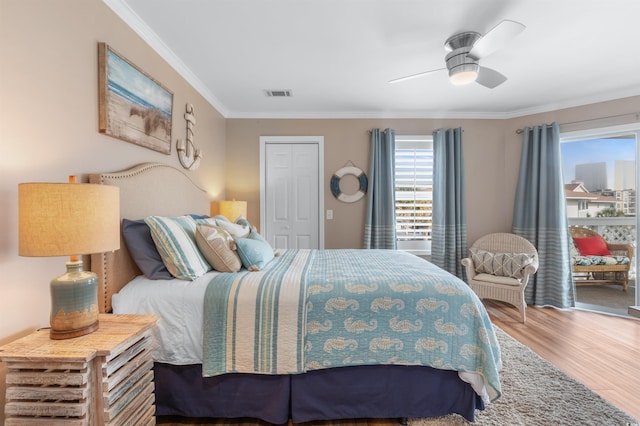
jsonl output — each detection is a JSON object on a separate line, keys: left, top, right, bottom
{"left": 485, "top": 300, "right": 640, "bottom": 421}
{"left": 158, "top": 302, "right": 640, "bottom": 425}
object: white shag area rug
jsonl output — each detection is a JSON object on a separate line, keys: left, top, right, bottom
{"left": 409, "top": 326, "right": 638, "bottom": 426}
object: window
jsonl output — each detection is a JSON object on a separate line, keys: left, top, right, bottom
{"left": 561, "top": 133, "right": 636, "bottom": 218}
{"left": 395, "top": 135, "right": 433, "bottom": 255}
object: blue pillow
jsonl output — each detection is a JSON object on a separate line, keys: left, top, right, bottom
{"left": 188, "top": 214, "right": 210, "bottom": 220}
{"left": 235, "top": 229, "right": 274, "bottom": 271}
{"left": 121, "top": 219, "right": 173, "bottom": 280}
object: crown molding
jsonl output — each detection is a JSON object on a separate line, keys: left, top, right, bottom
{"left": 226, "top": 110, "right": 512, "bottom": 120}
{"left": 102, "top": 0, "right": 230, "bottom": 117}
{"left": 498, "top": 89, "right": 640, "bottom": 120}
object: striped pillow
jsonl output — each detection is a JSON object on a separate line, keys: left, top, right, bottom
{"left": 145, "top": 215, "right": 212, "bottom": 280}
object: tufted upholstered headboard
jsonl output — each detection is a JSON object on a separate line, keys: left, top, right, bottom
{"left": 89, "top": 162, "right": 209, "bottom": 313}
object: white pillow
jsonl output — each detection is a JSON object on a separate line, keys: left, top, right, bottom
{"left": 144, "top": 215, "right": 211, "bottom": 280}
{"left": 215, "top": 218, "right": 251, "bottom": 239}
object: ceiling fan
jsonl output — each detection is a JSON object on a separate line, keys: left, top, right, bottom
{"left": 389, "top": 19, "right": 526, "bottom": 89}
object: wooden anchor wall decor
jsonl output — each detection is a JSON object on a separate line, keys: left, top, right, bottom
{"left": 177, "top": 103, "right": 202, "bottom": 170}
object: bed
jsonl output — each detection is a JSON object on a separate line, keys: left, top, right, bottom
{"left": 89, "top": 162, "right": 502, "bottom": 424}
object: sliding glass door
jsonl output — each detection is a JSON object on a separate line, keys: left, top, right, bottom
{"left": 561, "top": 124, "right": 639, "bottom": 317}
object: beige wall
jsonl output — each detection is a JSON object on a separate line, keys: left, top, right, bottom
{"left": 226, "top": 118, "right": 516, "bottom": 248}
{"left": 0, "top": 0, "right": 226, "bottom": 419}
{"left": 226, "top": 97, "right": 639, "bottom": 250}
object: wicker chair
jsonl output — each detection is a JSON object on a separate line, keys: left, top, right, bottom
{"left": 461, "top": 233, "right": 538, "bottom": 323}
{"left": 569, "top": 226, "right": 633, "bottom": 291}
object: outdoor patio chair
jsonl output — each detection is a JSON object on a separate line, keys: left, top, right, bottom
{"left": 569, "top": 226, "right": 633, "bottom": 291}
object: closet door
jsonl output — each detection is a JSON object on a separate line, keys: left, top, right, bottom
{"left": 261, "top": 137, "right": 324, "bottom": 249}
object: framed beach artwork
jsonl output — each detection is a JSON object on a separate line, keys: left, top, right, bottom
{"left": 98, "top": 42, "right": 173, "bottom": 154}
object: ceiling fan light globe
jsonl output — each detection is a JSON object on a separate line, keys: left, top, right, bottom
{"left": 450, "top": 70, "right": 478, "bottom": 85}
{"left": 445, "top": 44, "right": 479, "bottom": 86}
{"left": 449, "top": 61, "right": 479, "bottom": 85}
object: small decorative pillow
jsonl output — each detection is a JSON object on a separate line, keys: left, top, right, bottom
{"left": 144, "top": 215, "right": 212, "bottom": 280}
{"left": 121, "top": 218, "right": 174, "bottom": 280}
{"left": 470, "top": 248, "right": 535, "bottom": 279}
{"left": 195, "top": 224, "right": 242, "bottom": 272}
{"left": 215, "top": 218, "right": 251, "bottom": 239}
{"left": 572, "top": 236, "right": 611, "bottom": 256}
{"left": 235, "top": 229, "right": 274, "bottom": 271}
{"left": 213, "top": 215, "right": 230, "bottom": 223}
{"left": 235, "top": 216, "right": 251, "bottom": 228}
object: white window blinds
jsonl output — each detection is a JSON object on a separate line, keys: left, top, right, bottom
{"left": 395, "top": 136, "right": 433, "bottom": 254}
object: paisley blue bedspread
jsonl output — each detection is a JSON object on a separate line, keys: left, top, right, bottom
{"left": 202, "top": 249, "right": 501, "bottom": 402}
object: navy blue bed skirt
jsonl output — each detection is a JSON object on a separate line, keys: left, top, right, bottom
{"left": 153, "top": 363, "right": 484, "bottom": 424}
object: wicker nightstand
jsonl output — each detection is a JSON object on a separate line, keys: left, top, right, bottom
{"left": 0, "top": 314, "right": 157, "bottom": 425}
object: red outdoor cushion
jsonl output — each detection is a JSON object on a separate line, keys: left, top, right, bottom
{"left": 573, "top": 236, "right": 611, "bottom": 256}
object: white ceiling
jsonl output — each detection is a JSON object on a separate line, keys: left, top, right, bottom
{"left": 107, "top": 0, "right": 640, "bottom": 119}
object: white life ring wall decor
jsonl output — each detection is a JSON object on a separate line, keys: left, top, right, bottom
{"left": 330, "top": 164, "right": 368, "bottom": 203}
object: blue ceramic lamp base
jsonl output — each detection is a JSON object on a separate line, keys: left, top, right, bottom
{"left": 49, "top": 260, "right": 99, "bottom": 340}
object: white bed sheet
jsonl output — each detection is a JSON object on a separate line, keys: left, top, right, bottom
{"left": 112, "top": 272, "right": 218, "bottom": 364}
{"left": 113, "top": 270, "right": 495, "bottom": 403}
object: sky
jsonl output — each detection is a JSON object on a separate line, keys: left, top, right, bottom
{"left": 560, "top": 137, "right": 636, "bottom": 187}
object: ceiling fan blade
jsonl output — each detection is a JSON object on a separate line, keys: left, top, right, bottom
{"left": 388, "top": 68, "right": 446, "bottom": 84}
{"left": 468, "top": 20, "right": 525, "bottom": 60}
{"left": 476, "top": 67, "right": 507, "bottom": 89}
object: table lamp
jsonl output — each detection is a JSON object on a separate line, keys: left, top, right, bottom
{"left": 18, "top": 177, "right": 120, "bottom": 340}
{"left": 219, "top": 199, "right": 247, "bottom": 222}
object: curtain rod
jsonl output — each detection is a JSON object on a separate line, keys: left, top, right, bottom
{"left": 515, "top": 112, "right": 640, "bottom": 134}
{"left": 366, "top": 129, "right": 464, "bottom": 135}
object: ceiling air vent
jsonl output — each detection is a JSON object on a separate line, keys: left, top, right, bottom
{"left": 264, "top": 89, "right": 293, "bottom": 97}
